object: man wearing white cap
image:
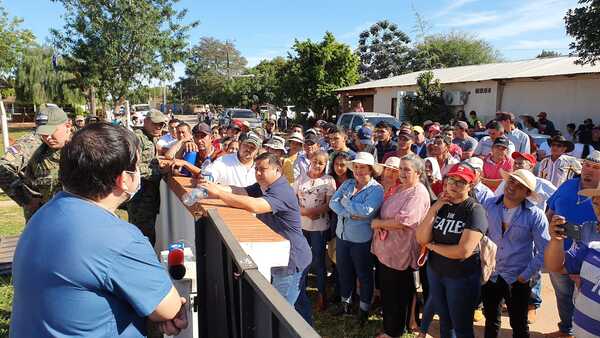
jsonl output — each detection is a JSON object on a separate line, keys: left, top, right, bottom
{"left": 482, "top": 169, "right": 550, "bottom": 338}
{"left": 463, "top": 157, "right": 494, "bottom": 204}
{"left": 263, "top": 135, "right": 287, "bottom": 161}
{"left": 283, "top": 132, "right": 304, "bottom": 183}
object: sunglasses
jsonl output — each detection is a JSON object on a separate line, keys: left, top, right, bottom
{"left": 447, "top": 176, "right": 468, "bottom": 188}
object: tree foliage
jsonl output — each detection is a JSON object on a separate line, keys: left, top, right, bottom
{"left": 358, "top": 20, "right": 412, "bottom": 81}
{"left": 50, "top": 0, "right": 198, "bottom": 106}
{"left": 537, "top": 50, "right": 562, "bottom": 58}
{"left": 403, "top": 71, "right": 449, "bottom": 124}
{"left": 565, "top": 0, "right": 600, "bottom": 65}
{"left": 285, "top": 32, "right": 360, "bottom": 118}
{"left": 186, "top": 37, "right": 247, "bottom": 78}
{"left": 0, "top": 1, "right": 35, "bottom": 80}
{"left": 15, "top": 46, "right": 85, "bottom": 109}
{"left": 411, "top": 32, "right": 502, "bottom": 71}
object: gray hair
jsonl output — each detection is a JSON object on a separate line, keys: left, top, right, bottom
{"left": 400, "top": 153, "right": 425, "bottom": 175}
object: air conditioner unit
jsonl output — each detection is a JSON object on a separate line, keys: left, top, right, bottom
{"left": 443, "top": 91, "right": 468, "bottom": 106}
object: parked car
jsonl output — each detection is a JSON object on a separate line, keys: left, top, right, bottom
{"left": 336, "top": 112, "right": 401, "bottom": 133}
{"left": 223, "top": 108, "right": 262, "bottom": 129}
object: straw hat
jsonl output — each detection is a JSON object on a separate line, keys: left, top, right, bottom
{"left": 500, "top": 169, "right": 540, "bottom": 203}
{"left": 378, "top": 156, "right": 401, "bottom": 172}
{"left": 347, "top": 152, "right": 383, "bottom": 176}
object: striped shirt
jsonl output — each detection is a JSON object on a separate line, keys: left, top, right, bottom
{"left": 538, "top": 155, "right": 581, "bottom": 188}
{"left": 564, "top": 222, "right": 600, "bottom": 338}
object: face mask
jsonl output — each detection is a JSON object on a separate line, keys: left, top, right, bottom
{"left": 123, "top": 169, "right": 141, "bottom": 201}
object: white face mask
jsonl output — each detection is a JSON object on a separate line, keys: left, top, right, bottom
{"left": 123, "top": 169, "right": 141, "bottom": 201}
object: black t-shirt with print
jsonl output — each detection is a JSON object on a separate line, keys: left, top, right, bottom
{"left": 429, "top": 197, "right": 488, "bottom": 278}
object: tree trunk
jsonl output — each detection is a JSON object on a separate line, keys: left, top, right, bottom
{"left": 89, "top": 86, "right": 96, "bottom": 116}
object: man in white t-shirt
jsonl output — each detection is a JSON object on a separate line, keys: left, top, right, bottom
{"left": 206, "top": 132, "right": 261, "bottom": 187}
{"left": 157, "top": 119, "right": 180, "bottom": 155}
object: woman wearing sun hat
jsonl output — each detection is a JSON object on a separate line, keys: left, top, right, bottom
{"left": 329, "top": 152, "right": 384, "bottom": 325}
{"left": 416, "top": 163, "right": 489, "bottom": 338}
{"left": 371, "top": 154, "right": 431, "bottom": 338}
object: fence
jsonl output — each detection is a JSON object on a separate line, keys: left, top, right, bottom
{"left": 194, "top": 208, "right": 320, "bottom": 338}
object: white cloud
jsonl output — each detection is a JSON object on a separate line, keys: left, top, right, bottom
{"left": 438, "top": 11, "right": 500, "bottom": 27}
{"left": 504, "top": 38, "right": 571, "bottom": 51}
{"left": 434, "top": 0, "right": 479, "bottom": 18}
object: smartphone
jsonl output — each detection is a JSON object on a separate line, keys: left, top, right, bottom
{"left": 561, "top": 222, "right": 583, "bottom": 241}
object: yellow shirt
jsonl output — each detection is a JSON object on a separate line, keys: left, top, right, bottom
{"left": 282, "top": 153, "right": 298, "bottom": 184}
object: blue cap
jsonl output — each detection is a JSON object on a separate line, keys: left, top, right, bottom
{"left": 358, "top": 127, "right": 373, "bottom": 145}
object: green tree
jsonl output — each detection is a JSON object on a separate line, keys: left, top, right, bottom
{"left": 537, "top": 50, "right": 562, "bottom": 58}
{"left": 286, "top": 32, "right": 359, "bottom": 118}
{"left": 565, "top": 0, "right": 600, "bottom": 65}
{"left": 50, "top": 0, "right": 198, "bottom": 112}
{"left": 402, "top": 71, "right": 449, "bottom": 124}
{"left": 357, "top": 20, "right": 412, "bottom": 81}
{"left": 411, "top": 32, "right": 502, "bottom": 71}
{"left": 186, "top": 37, "right": 247, "bottom": 78}
{"left": 15, "top": 46, "right": 85, "bottom": 111}
{"left": 0, "top": 1, "right": 35, "bottom": 80}
{"left": 246, "top": 57, "right": 289, "bottom": 106}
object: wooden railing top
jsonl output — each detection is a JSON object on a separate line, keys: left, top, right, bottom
{"left": 167, "top": 176, "right": 287, "bottom": 243}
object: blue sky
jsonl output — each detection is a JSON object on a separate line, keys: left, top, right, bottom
{"left": 4, "top": 0, "right": 579, "bottom": 82}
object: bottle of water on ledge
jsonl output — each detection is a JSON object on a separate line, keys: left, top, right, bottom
{"left": 182, "top": 187, "right": 209, "bottom": 206}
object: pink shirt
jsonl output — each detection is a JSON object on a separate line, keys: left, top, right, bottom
{"left": 371, "top": 183, "right": 430, "bottom": 271}
{"left": 482, "top": 154, "right": 513, "bottom": 180}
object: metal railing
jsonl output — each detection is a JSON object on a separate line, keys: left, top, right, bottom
{"left": 194, "top": 208, "right": 320, "bottom": 338}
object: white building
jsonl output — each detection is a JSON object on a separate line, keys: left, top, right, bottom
{"left": 336, "top": 56, "right": 600, "bottom": 133}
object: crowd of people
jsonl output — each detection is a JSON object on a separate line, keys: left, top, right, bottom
{"left": 1, "top": 105, "right": 600, "bottom": 338}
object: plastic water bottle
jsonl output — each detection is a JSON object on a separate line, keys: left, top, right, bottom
{"left": 182, "top": 187, "right": 208, "bottom": 206}
{"left": 181, "top": 151, "right": 198, "bottom": 177}
{"left": 201, "top": 167, "right": 214, "bottom": 182}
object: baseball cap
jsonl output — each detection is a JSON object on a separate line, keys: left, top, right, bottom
{"left": 454, "top": 121, "right": 469, "bottom": 130}
{"left": 36, "top": 106, "right": 68, "bottom": 135}
{"left": 304, "top": 133, "right": 320, "bottom": 145}
{"left": 493, "top": 136, "right": 510, "bottom": 149}
{"left": 428, "top": 124, "right": 441, "bottom": 134}
{"left": 147, "top": 109, "right": 168, "bottom": 124}
{"left": 264, "top": 136, "right": 287, "bottom": 152}
{"left": 229, "top": 119, "right": 243, "bottom": 130}
{"left": 397, "top": 127, "right": 414, "bottom": 140}
{"left": 357, "top": 127, "right": 373, "bottom": 145}
{"left": 192, "top": 122, "right": 211, "bottom": 136}
{"left": 463, "top": 157, "right": 484, "bottom": 171}
{"left": 288, "top": 132, "right": 305, "bottom": 144}
{"left": 511, "top": 152, "right": 537, "bottom": 165}
{"left": 242, "top": 132, "right": 262, "bottom": 149}
{"left": 413, "top": 126, "right": 424, "bottom": 134}
{"left": 447, "top": 164, "right": 476, "bottom": 183}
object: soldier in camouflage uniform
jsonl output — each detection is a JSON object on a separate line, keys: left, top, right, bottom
{"left": 0, "top": 131, "right": 43, "bottom": 219}
{"left": 127, "top": 109, "right": 167, "bottom": 245}
{"left": 0, "top": 106, "right": 72, "bottom": 220}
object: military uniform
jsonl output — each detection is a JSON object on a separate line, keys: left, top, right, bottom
{"left": 127, "top": 110, "right": 166, "bottom": 245}
{"left": 0, "top": 132, "right": 44, "bottom": 218}
{"left": 21, "top": 144, "right": 62, "bottom": 218}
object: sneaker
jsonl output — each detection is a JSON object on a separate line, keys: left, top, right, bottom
{"left": 473, "top": 309, "right": 484, "bottom": 322}
{"left": 527, "top": 308, "right": 536, "bottom": 324}
{"left": 545, "top": 331, "right": 574, "bottom": 338}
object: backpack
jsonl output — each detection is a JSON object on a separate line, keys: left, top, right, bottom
{"left": 479, "top": 235, "right": 497, "bottom": 284}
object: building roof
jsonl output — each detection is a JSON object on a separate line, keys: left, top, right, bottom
{"left": 337, "top": 56, "right": 600, "bottom": 92}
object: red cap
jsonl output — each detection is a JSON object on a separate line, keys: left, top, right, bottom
{"left": 428, "top": 124, "right": 441, "bottom": 134}
{"left": 511, "top": 151, "right": 537, "bottom": 165}
{"left": 447, "top": 164, "right": 476, "bottom": 183}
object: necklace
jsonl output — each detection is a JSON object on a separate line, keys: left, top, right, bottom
{"left": 576, "top": 182, "right": 592, "bottom": 205}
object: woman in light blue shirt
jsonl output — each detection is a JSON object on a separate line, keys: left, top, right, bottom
{"left": 329, "top": 152, "right": 384, "bottom": 325}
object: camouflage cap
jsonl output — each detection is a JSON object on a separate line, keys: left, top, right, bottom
{"left": 36, "top": 106, "right": 68, "bottom": 135}
{"left": 147, "top": 109, "right": 168, "bottom": 124}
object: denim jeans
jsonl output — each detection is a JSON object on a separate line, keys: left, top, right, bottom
{"left": 528, "top": 275, "right": 542, "bottom": 309}
{"left": 271, "top": 266, "right": 303, "bottom": 305}
{"left": 294, "top": 268, "right": 313, "bottom": 325}
{"left": 303, "top": 230, "right": 328, "bottom": 294}
{"left": 427, "top": 264, "right": 480, "bottom": 338}
{"left": 549, "top": 272, "right": 575, "bottom": 335}
{"left": 335, "top": 237, "right": 374, "bottom": 311}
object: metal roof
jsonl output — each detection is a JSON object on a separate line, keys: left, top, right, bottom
{"left": 337, "top": 56, "right": 600, "bottom": 91}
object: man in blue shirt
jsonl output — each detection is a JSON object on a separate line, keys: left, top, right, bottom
{"left": 10, "top": 123, "right": 187, "bottom": 338}
{"left": 201, "top": 152, "right": 312, "bottom": 322}
{"left": 482, "top": 169, "right": 550, "bottom": 338}
{"left": 545, "top": 150, "right": 600, "bottom": 338}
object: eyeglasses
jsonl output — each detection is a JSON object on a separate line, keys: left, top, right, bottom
{"left": 446, "top": 176, "right": 468, "bottom": 188}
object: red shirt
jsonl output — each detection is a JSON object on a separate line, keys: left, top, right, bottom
{"left": 482, "top": 154, "right": 513, "bottom": 180}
